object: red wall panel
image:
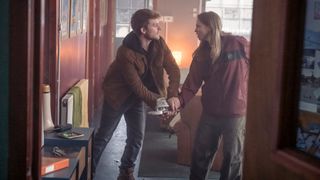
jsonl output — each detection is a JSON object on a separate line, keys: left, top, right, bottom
{"left": 59, "top": 34, "right": 87, "bottom": 97}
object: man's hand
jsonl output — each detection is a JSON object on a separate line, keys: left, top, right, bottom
{"left": 167, "top": 97, "right": 181, "bottom": 112}
{"left": 158, "top": 97, "right": 180, "bottom": 125}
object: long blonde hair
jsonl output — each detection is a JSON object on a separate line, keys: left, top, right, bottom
{"left": 194, "top": 11, "right": 222, "bottom": 62}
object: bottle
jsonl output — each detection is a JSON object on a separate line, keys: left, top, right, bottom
{"left": 42, "top": 84, "right": 54, "bottom": 131}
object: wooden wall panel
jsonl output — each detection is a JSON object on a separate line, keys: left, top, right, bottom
{"left": 88, "top": 0, "right": 115, "bottom": 121}
{"left": 59, "top": 34, "right": 87, "bottom": 97}
{"left": 95, "top": 0, "right": 115, "bottom": 114}
{"left": 47, "top": 0, "right": 59, "bottom": 122}
{"left": 87, "top": 0, "right": 96, "bottom": 122}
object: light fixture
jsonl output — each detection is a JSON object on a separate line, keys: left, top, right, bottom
{"left": 172, "top": 51, "right": 182, "bottom": 66}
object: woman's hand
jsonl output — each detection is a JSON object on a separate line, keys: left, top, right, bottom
{"left": 167, "top": 97, "right": 181, "bottom": 112}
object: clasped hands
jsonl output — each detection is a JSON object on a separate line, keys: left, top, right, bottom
{"left": 161, "top": 97, "right": 181, "bottom": 122}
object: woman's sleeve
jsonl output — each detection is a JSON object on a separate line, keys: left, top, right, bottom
{"left": 179, "top": 58, "right": 204, "bottom": 107}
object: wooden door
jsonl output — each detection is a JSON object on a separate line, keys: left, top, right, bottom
{"left": 9, "top": 0, "right": 44, "bottom": 179}
{"left": 244, "top": 0, "right": 320, "bottom": 179}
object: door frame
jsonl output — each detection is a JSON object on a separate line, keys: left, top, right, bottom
{"left": 9, "top": 0, "right": 43, "bottom": 179}
{"left": 244, "top": 0, "right": 320, "bottom": 179}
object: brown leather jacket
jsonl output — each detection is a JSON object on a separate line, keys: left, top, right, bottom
{"left": 103, "top": 34, "right": 180, "bottom": 110}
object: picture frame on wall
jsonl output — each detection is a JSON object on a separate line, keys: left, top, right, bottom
{"left": 60, "top": 0, "right": 70, "bottom": 39}
{"left": 70, "top": 0, "right": 82, "bottom": 37}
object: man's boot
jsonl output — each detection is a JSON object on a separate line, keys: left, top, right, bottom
{"left": 117, "top": 167, "right": 135, "bottom": 180}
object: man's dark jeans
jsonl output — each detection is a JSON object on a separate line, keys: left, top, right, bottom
{"left": 92, "top": 95, "right": 146, "bottom": 173}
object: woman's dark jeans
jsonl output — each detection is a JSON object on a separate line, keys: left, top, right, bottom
{"left": 190, "top": 112, "right": 246, "bottom": 180}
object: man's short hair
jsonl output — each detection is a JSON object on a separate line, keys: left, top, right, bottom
{"left": 131, "top": 9, "right": 161, "bottom": 35}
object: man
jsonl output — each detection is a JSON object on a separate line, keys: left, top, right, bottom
{"left": 168, "top": 11, "right": 250, "bottom": 180}
{"left": 92, "top": 9, "right": 180, "bottom": 180}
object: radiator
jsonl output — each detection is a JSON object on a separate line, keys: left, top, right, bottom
{"left": 60, "top": 93, "right": 74, "bottom": 126}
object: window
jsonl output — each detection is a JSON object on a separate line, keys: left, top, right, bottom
{"left": 205, "top": 0, "right": 253, "bottom": 40}
{"left": 115, "top": 0, "right": 152, "bottom": 38}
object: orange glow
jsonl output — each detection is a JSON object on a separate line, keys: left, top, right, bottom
{"left": 172, "top": 51, "right": 182, "bottom": 66}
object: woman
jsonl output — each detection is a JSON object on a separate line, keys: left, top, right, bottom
{"left": 169, "top": 11, "right": 250, "bottom": 180}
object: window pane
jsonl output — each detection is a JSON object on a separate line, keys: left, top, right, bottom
{"left": 206, "top": 0, "right": 222, "bottom": 6}
{"left": 240, "top": 8, "right": 252, "bottom": 19}
{"left": 222, "top": 19, "right": 240, "bottom": 33}
{"left": 240, "top": 20, "right": 252, "bottom": 33}
{"left": 223, "top": 8, "right": 240, "bottom": 19}
{"left": 116, "top": 9, "right": 131, "bottom": 24}
{"left": 115, "top": 0, "right": 146, "bottom": 38}
{"left": 206, "top": 0, "right": 253, "bottom": 38}
{"left": 240, "top": 0, "right": 253, "bottom": 6}
{"left": 206, "top": 7, "right": 223, "bottom": 16}
{"left": 117, "top": 0, "right": 131, "bottom": 9}
{"left": 116, "top": 24, "right": 130, "bottom": 38}
{"left": 132, "top": 0, "right": 144, "bottom": 9}
{"left": 220, "top": 0, "right": 238, "bottom": 6}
